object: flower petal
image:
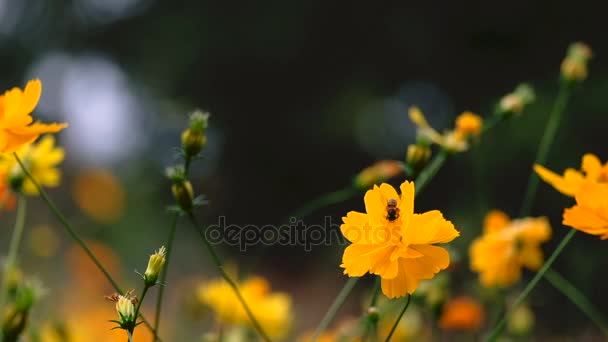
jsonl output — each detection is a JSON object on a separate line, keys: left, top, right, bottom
{"left": 405, "top": 210, "right": 459, "bottom": 245}
{"left": 582, "top": 153, "right": 602, "bottom": 180}
{"left": 533, "top": 164, "right": 582, "bottom": 197}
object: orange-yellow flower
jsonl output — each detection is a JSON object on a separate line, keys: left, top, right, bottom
{"left": 0, "top": 79, "right": 67, "bottom": 153}
{"left": 409, "top": 107, "right": 482, "bottom": 152}
{"left": 197, "top": 276, "right": 293, "bottom": 339}
{"left": 534, "top": 153, "right": 608, "bottom": 197}
{"left": 340, "top": 181, "right": 459, "bottom": 298}
{"left": 470, "top": 210, "right": 551, "bottom": 288}
{"left": 563, "top": 183, "right": 608, "bottom": 239}
{"left": 439, "top": 296, "right": 485, "bottom": 331}
{"left": 354, "top": 160, "right": 404, "bottom": 190}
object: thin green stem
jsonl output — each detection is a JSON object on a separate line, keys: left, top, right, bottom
{"left": 384, "top": 294, "right": 411, "bottom": 342}
{"left": 519, "top": 82, "right": 570, "bottom": 216}
{"left": 486, "top": 229, "right": 577, "bottom": 341}
{"left": 187, "top": 213, "right": 272, "bottom": 342}
{"left": 311, "top": 277, "right": 359, "bottom": 342}
{"left": 134, "top": 285, "right": 150, "bottom": 326}
{"left": 127, "top": 331, "right": 134, "bottom": 342}
{"left": 0, "top": 196, "right": 27, "bottom": 316}
{"left": 369, "top": 278, "right": 381, "bottom": 307}
{"left": 153, "top": 214, "right": 179, "bottom": 341}
{"left": 544, "top": 268, "right": 608, "bottom": 336}
{"left": 12, "top": 154, "right": 161, "bottom": 340}
{"left": 414, "top": 149, "right": 448, "bottom": 194}
{"left": 290, "top": 187, "right": 359, "bottom": 220}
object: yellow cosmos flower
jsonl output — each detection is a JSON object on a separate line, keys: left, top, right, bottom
{"left": 0, "top": 79, "right": 67, "bottom": 153}
{"left": 534, "top": 153, "right": 608, "bottom": 197}
{"left": 563, "top": 183, "right": 608, "bottom": 239}
{"left": 197, "top": 276, "right": 293, "bottom": 339}
{"left": 409, "top": 107, "right": 482, "bottom": 153}
{"left": 0, "top": 135, "right": 65, "bottom": 195}
{"left": 470, "top": 210, "right": 551, "bottom": 288}
{"left": 340, "top": 181, "right": 459, "bottom": 298}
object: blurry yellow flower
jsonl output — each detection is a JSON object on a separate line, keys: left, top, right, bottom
{"left": 143, "top": 246, "right": 166, "bottom": 286}
{"left": 66, "top": 240, "right": 122, "bottom": 294}
{"left": 409, "top": 107, "right": 482, "bottom": 152}
{"left": 470, "top": 210, "right": 551, "bottom": 288}
{"left": 498, "top": 83, "right": 535, "bottom": 116}
{"left": 197, "top": 276, "right": 293, "bottom": 339}
{"left": 0, "top": 135, "right": 65, "bottom": 195}
{"left": 507, "top": 303, "right": 535, "bottom": 336}
{"left": 406, "top": 144, "right": 431, "bottom": 174}
{"left": 438, "top": 296, "right": 484, "bottom": 331}
{"left": 535, "top": 153, "right": 608, "bottom": 197}
{"left": 563, "top": 183, "right": 608, "bottom": 239}
{"left": 0, "top": 79, "right": 67, "bottom": 153}
{"left": 340, "top": 181, "right": 459, "bottom": 298}
{"left": 354, "top": 160, "right": 403, "bottom": 190}
{"left": 72, "top": 168, "right": 125, "bottom": 223}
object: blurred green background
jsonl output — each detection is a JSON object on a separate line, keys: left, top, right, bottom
{"left": 1, "top": 0, "right": 607, "bottom": 340}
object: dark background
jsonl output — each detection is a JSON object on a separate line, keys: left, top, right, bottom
{"left": 1, "top": 0, "right": 607, "bottom": 339}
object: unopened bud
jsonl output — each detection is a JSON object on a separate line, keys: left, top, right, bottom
{"left": 561, "top": 42, "right": 592, "bottom": 83}
{"left": 366, "top": 306, "right": 380, "bottom": 323}
{"left": 144, "top": 246, "right": 166, "bottom": 287}
{"left": 188, "top": 110, "right": 209, "bottom": 134}
{"left": 8, "top": 166, "right": 24, "bottom": 193}
{"left": 507, "top": 304, "right": 535, "bottom": 336}
{"left": 167, "top": 166, "right": 194, "bottom": 212}
{"left": 1, "top": 306, "right": 28, "bottom": 341}
{"left": 406, "top": 144, "right": 431, "bottom": 174}
{"left": 181, "top": 129, "right": 207, "bottom": 158}
{"left": 353, "top": 160, "right": 403, "bottom": 190}
{"left": 498, "top": 83, "right": 535, "bottom": 117}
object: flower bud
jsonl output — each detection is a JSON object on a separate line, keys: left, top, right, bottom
{"left": 498, "top": 83, "right": 535, "bottom": 117}
{"left": 455, "top": 111, "right": 483, "bottom": 137}
{"left": 181, "top": 129, "right": 207, "bottom": 158}
{"left": 166, "top": 166, "right": 194, "bottom": 212}
{"left": 366, "top": 306, "right": 380, "bottom": 323}
{"left": 561, "top": 42, "right": 592, "bottom": 83}
{"left": 8, "top": 165, "right": 25, "bottom": 194}
{"left": 406, "top": 144, "right": 431, "bottom": 174}
{"left": 507, "top": 304, "right": 535, "bottom": 336}
{"left": 116, "top": 294, "right": 136, "bottom": 322}
{"left": 188, "top": 110, "right": 210, "bottom": 134}
{"left": 1, "top": 306, "right": 28, "bottom": 341}
{"left": 144, "top": 246, "right": 167, "bottom": 287}
{"left": 353, "top": 160, "right": 403, "bottom": 190}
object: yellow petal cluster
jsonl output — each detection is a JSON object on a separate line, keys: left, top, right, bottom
{"left": 0, "top": 135, "right": 65, "bottom": 195}
{"left": 409, "top": 107, "right": 482, "bottom": 152}
{"left": 563, "top": 183, "right": 608, "bottom": 239}
{"left": 470, "top": 210, "right": 551, "bottom": 288}
{"left": 0, "top": 79, "right": 67, "bottom": 153}
{"left": 534, "top": 153, "right": 608, "bottom": 197}
{"left": 340, "top": 181, "right": 459, "bottom": 298}
{"left": 197, "top": 276, "right": 293, "bottom": 339}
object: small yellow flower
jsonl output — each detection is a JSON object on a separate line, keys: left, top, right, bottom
{"left": 115, "top": 294, "right": 136, "bottom": 322}
{"left": 353, "top": 160, "right": 403, "bottom": 190}
{"left": 498, "top": 83, "right": 535, "bottom": 115}
{"left": 197, "top": 276, "right": 293, "bottom": 339}
{"left": 534, "top": 153, "right": 608, "bottom": 197}
{"left": 143, "top": 246, "right": 166, "bottom": 286}
{"left": 340, "top": 181, "right": 459, "bottom": 298}
{"left": 0, "top": 79, "right": 68, "bottom": 153}
{"left": 409, "top": 107, "right": 482, "bottom": 153}
{"left": 0, "top": 135, "right": 65, "bottom": 195}
{"left": 563, "top": 183, "right": 608, "bottom": 239}
{"left": 561, "top": 42, "right": 592, "bottom": 82}
{"left": 438, "top": 296, "right": 485, "bottom": 332}
{"left": 181, "top": 110, "right": 209, "bottom": 158}
{"left": 470, "top": 210, "right": 551, "bottom": 288}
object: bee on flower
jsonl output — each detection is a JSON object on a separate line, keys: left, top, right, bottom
{"left": 197, "top": 275, "right": 293, "bottom": 339}
{"left": 340, "top": 180, "right": 459, "bottom": 298}
{"left": 409, "top": 107, "right": 483, "bottom": 153}
{"left": 469, "top": 210, "right": 552, "bottom": 288}
{"left": 0, "top": 79, "right": 67, "bottom": 153}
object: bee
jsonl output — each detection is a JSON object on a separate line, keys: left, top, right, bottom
{"left": 386, "top": 198, "right": 400, "bottom": 221}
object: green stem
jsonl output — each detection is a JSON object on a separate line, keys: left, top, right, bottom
{"left": 153, "top": 214, "right": 179, "bottom": 341}
{"left": 127, "top": 331, "right": 134, "bottom": 342}
{"left": 519, "top": 82, "right": 570, "bottom": 216}
{"left": 0, "top": 196, "right": 27, "bottom": 316}
{"left": 311, "top": 277, "right": 359, "bottom": 342}
{"left": 187, "top": 213, "right": 272, "bottom": 342}
{"left": 544, "top": 268, "right": 608, "bottom": 336}
{"left": 384, "top": 294, "right": 411, "bottom": 342}
{"left": 290, "top": 187, "right": 359, "bottom": 220}
{"left": 134, "top": 285, "right": 150, "bottom": 326}
{"left": 12, "top": 154, "right": 161, "bottom": 340}
{"left": 485, "top": 229, "right": 577, "bottom": 341}
{"left": 414, "top": 149, "right": 449, "bottom": 194}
